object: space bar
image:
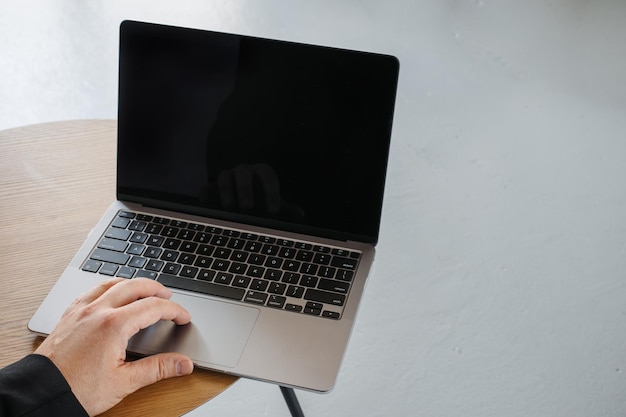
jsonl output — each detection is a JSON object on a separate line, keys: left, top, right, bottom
{"left": 157, "top": 274, "right": 245, "bottom": 301}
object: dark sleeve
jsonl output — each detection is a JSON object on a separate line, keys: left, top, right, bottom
{"left": 0, "top": 354, "right": 88, "bottom": 417}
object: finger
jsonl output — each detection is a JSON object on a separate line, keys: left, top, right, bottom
{"left": 74, "top": 278, "right": 126, "bottom": 306}
{"left": 118, "top": 296, "right": 191, "bottom": 339}
{"left": 96, "top": 278, "right": 172, "bottom": 308}
{"left": 122, "top": 353, "right": 194, "bottom": 393}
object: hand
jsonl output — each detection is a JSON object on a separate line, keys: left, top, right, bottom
{"left": 35, "top": 278, "right": 194, "bottom": 416}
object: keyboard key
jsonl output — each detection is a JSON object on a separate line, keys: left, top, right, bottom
{"left": 285, "top": 303, "right": 303, "bottom": 312}
{"left": 211, "top": 235, "right": 228, "bottom": 246}
{"left": 145, "top": 223, "right": 163, "bottom": 234}
{"left": 244, "top": 241, "right": 262, "bottom": 252}
{"left": 187, "top": 223, "right": 205, "bottom": 232}
{"left": 330, "top": 256, "right": 358, "bottom": 270}
{"left": 136, "top": 269, "right": 158, "bottom": 279}
{"left": 162, "top": 226, "right": 180, "bottom": 237}
{"left": 161, "top": 250, "right": 179, "bottom": 262}
{"left": 223, "top": 229, "right": 240, "bottom": 238}
{"left": 268, "top": 282, "right": 287, "bottom": 295}
{"left": 231, "top": 251, "right": 248, "bottom": 262}
{"left": 214, "top": 248, "right": 232, "bottom": 259}
{"left": 164, "top": 263, "right": 181, "bottom": 275}
{"left": 196, "top": 245, "right": 214, "bottom": 256}
{"left": 264, "top": 269, "right": 282, "bottom": 281}
{"left": 313, "top": 245, "right": 331, "bottom": 253}
{"left": 318, "top": 266, "right": 336, "bottom": 279}
{"left": 163, "top": 238, "right": 181, "bottom": 250}
{"left": 145, "top": 260, "right": 164, "bottom": 272}
{"left": 117, "top": 210, "right": 136, "bottom": 218}
{"left": 300, "top": 263, "right": 318, "bottom": 275}
{"left": 116, "top": 266, "right": 136, "bottom": 279}
{"left": 194, "top": 232, "right": 212, "bottom": 243}
{"left": 129, "top": 232, "right": 148, "bottom": 244}
{"left": 180, "top": 242, "right": 198, "bottom": 253}
{"left": 286, "top": 285, "right": 305, "bottom": 298}
{"left": 246, "top": 266, "right": 265, "bottom": 278}
{"left": 322, "top": 311, "right": 341, "bottom": 319}
{"left": 336, "top": 269, "right": 354, "bottom": 282}
{"left": 111, "top": 217, "right": 131, "bottom": 229}
{"left": 262, "top": 244, "right": 279, "bottom": 256}
{"left": 244, "top": 290, "right": 268, "bottom": 305}
{"left": 300, "top": 275, "right": 318, "bottom": 288}
{"left": 265, "top": 257, "right": 283, "bottom": 269}
{"left": 97, "top": 237, "right": 128, "bottom": 252}
{"left": 305, "top": 289, "right": 346, "bottom": 306}
{"left": 295, "top": 250, "right": 313, "bottom": 262}
{"left": 215, "top": 272, "right": 234, "bottom": 285}
{"left": 82, "top": 259, "right": 102, "bottom": 273}
{"left": 178, "top": 229, "right": 195, "bottom": 240}
{"left": 312, "top": 253, "right": 331, "bottom": 265}
{"left": 278, "top": 247, "right": 296, "bottom": 258}
{"left": 267, "top": 295, "right": 286, "bottom": 308}
{"left": 105, "top": 228, "right": 132, "bottom": 241}
{"left": 99, "top": 263, "right": 119, "bottom": 276}
{"left": 145, "top": 247, "right": 163, "bottom": 258}
{"left": 128, "top": 220, "right": 147, "bottom": 231}
{"left": 318, "top": 278, "right": 350, "bottom": 294}
{"left": 180, "top": 266, "right": 199, "bottom": 278}
{"left": 248, "top": 254, "right": 266, "bottom": 265}
{"left": 282, "top": 272, "right": 301, "bottom": 284}
{"left": 178, "top": 253, "right": 196, "bottom": 265}
{"left": 194, "top": 256, "right": 212, "bottom": 268}
{"left": 233, "top": 275, "right": 251, "bottom": 288}
{"left": 157, "top": 274, "right": 245, "bottom": 301}
{"left": 152, "top": 216, "right": 170, "bottom": 225}
{"left": 90, "top": 249, "right": 130, "bottom": 265}
{"left": 127, "top": 243, "right": 146, "bottom": 255}
{"left": 146, "top": 235, "right": 165, "bottom": 246}
{"left": 304, "top": 307, "right": 321, "bottom": 316}
{"left": 229, "top": 262, "right": 247, "bottom": 275}
{"left": 129, "top": 256, "right": 147, "bottom": 269}
{"left": 306, "top": 302, "right": 324, "bottom": 310}
{"left": 212, "top": 259, "right": 230, "bottom": 271}
{"left": 250, "top": 279, "right": 269, "bottom": 291}
{"left": 198, "top": 269, "right": 216, "bottom": 281}
{"left": 205, "top": 226, "right": 223, "bottom": 234}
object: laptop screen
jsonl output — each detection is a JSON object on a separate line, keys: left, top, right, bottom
{"left": 117, "top": 21, "right": 399, "bottom": 244}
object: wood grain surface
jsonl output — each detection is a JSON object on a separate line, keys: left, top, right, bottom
{"left": 0, "top": 120, "right": 237, "bottom": 416}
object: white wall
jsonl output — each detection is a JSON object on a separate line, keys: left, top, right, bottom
{"left": 1, "top": 1, "right": 625, "bottom": 416}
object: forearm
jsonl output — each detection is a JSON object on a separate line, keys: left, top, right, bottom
{"left": 0, "top": 354, "right": 87, "bottom": 417}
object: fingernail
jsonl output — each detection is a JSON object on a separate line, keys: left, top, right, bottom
{"left": 176, "top": 359, "right": 194, "bottom": 376}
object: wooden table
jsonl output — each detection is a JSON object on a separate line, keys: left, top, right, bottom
{"left": 0, "top": 120, "right": 238, "bottom": 416}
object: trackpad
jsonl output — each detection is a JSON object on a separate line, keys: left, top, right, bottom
{"left": 128, "top": 293, "right": 259, "bottom": 368}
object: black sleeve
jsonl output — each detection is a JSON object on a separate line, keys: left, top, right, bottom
{"left": 0, "top": 354, "right": 88, "bottom": 417}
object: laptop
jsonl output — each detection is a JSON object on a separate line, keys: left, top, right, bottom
{"left": 29, "top": 20, "right": 399, "bottom": 392}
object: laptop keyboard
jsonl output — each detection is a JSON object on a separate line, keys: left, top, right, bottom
{"left": 81, "top": 210, "right": 361, "bottom": 320}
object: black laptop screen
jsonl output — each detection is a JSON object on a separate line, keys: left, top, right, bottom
{"left": 117, "top": 21, "right": 399, "bottom": 244}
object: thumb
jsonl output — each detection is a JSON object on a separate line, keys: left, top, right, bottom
{"left": 125, "top": 353, "right": 194, "bottom": 390}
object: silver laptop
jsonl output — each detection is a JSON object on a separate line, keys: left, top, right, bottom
{"left": 29, "top": 20, "right": 399, "bottom": 392}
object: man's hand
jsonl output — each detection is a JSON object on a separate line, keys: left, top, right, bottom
{"left": 35, "top": 278, "right": 194, "bottom": 416}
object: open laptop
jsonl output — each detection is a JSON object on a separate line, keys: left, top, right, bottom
{"left": 29, "top": 20, "right": 399, "bottom": 392}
